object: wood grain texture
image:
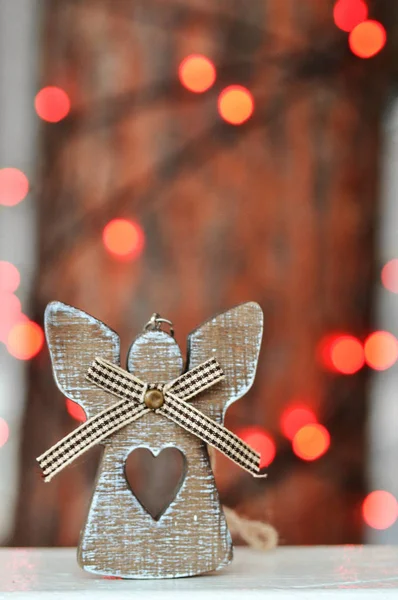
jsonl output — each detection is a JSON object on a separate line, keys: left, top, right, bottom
{"left": 45, "top": 302, "right": 120, "bottom": 420}
{"left": 12, "top": 0, "right": 398, "bottom": 549}
{"left": 45, "top": 301, "right": 263, "bottom": 578}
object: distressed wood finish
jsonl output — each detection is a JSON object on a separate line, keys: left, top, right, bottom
{"left": 45, "top": 302, "right": 120, "bottom": 420}
{"left": 12, "top": 0, "right": 398, "bottom": 549}
{"left": 44, "top": 301, "right": 263, "bottom": 578}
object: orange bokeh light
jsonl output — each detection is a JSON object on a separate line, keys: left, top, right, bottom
{"left": 281, "top": 405, "right": 318, "bottom": 440}
{"left": 7, "top": 321, "right": 44, "bottom": 360}
{"left": 333, "top": 0, "right": 368, "bottom": 32}
{"left": 35, "top": 86, "right": 70, "bottom": 122}
{"left": 381, "top": 259, "right": 398, "bottom": 294}
{"left": 349, "top": 20, "right": 387, "bottom": 58}
{"left": 0, "top": 168, "right": 29, "bottom": 206}
{"left": 362, "top": 491, "right": 398, "bottom": 530}
{"left": 0, "top": 261, "right": 20, "bottom": 293}
{"left": 237, "top": 427, "right": 276, "bottom": 468}
{"left": 178, "top": 54, "right": 216, "bottom": 93}
{"left": 319, "top": 333, "right": 364, "bottom": 374}
{"left": 66, "top": 399, "right": 87, "bottom": 422}
{"left": 292, "top": 424, "right": 330, "bottom": 461}
{"left": 364, "top": 331, "right": 398, "bottom": 371}
{"left": 330, "top": 335, "right": 364, "bottom": 374}
{"left": 218, "top": 85, "right": 254, "bottom": 125}
{"left": 102, "top": 219, "right": 145, "bottom": 260}
{"left": 0, "top": 418, "right": 9, "bottom": 448}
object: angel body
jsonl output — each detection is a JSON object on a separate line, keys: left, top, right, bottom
{"left": 44, "top": 301, "right": 263, "bottom": 578}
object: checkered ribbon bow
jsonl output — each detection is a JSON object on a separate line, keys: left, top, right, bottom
{"left": 37, "top": 357, "right": 265, "bottom": 482}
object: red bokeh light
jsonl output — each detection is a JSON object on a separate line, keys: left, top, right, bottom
{"left": 218, "top": 85, "right": 254, "bottom": 125}
{"left": 381, "top": 259, "right": 398, "bottom": 294}
{"left": 102, "top": 219, "right": 145, "bottom": 260}
{"left": 292, "top": 424, "right": 330, "bottom": 461}
{"left": 333, "top": 0, "right": 368, "bottom": 32}
{"left": 7, "top": 321, "right": 44, "bottom": 360}
{"left": 0, "top": 262, "right": 20, "bottom": 293}
{"left": 364, "top": 331, "right": 398, "bottom": 371}
{"left": 349, "top": 20, "right": 387, "bottom": 58}
{"left": 0, "top": 293, "right": 21, "bottom": 319}
{"left": 362, "top": 491, "right": 398, "bottom": 530}
{"left": 178, "top": 55, "right": 216, "bottom": 93}
{"left": 0, "top": 418, "right": 9, "bottom": 448}
{"left": 0, "top": 293, "right": 23, "bottom": 343}
{"left": 281, "top": 405, "right": 318, "bottom": 440}
{"left": 66, "top": 399, "right": 87, "bottom": 422}
{"left": 35, "top": 87, "right": 70, "bottom": 123}
{"left": 237, "top": 427, "right": 276, "bottom": 468}
{"left": 319, "top": 333, "right": 364, "bottom": 374}
{"left": 0, "top": 168, "right": 29, "bottom": 207}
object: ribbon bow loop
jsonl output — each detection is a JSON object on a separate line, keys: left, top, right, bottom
{"left": 37, "top": 357, "right": 266, "bottom": 482}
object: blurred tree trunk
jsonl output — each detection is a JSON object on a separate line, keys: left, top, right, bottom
{"left": 11, "top": 0, "right": 395, "bottom": 546}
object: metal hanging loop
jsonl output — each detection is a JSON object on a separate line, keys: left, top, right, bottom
{"left": 144, "top": 313, "right": 175, "bottom": 337}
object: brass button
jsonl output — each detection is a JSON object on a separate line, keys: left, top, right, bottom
{"left": 144, "top": 389, "right": 164, "bottom": 410}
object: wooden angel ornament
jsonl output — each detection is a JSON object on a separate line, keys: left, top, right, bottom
{"left": 37, "top": 301, "right": 265, "bottom": 579}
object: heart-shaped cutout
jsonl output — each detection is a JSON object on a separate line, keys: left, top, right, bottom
{"left": 125, "top": 447, "right": 187, "bottom": 521}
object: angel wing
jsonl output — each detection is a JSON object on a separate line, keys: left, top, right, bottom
{"left": 187, "top": 302, "right": 263, "bottom": 418}
{"left": 45, "top": 301, "right": 120, "bottom": 419}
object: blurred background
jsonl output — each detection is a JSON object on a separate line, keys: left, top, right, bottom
{"left": 1, "top": 0, "right": 398, "bottom": 548}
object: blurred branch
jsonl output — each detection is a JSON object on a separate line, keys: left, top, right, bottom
{"left": 39, "top": 23, "right": 385, "bottom": 269}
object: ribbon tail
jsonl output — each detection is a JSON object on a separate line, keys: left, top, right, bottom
{"left": 37, "top": 403, "right": 149, "bottom": 482}
{"left": 159, "top": 393, "right": 267, "bottom": 478}
{"left": 37, "top": 357, "right": 148, "bottom": 482}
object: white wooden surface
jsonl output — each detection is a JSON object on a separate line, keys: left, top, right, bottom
{"left": 0, "top": 546, "right": 397, "bottom": 599}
